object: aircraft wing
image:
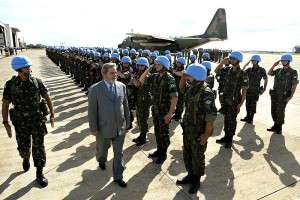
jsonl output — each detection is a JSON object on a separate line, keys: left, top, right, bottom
{"left": 126, "top": 33, "right": 175, "bottom": 47}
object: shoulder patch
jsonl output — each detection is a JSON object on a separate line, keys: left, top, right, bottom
{"left": 205, "top": 100, "right": 212, "bottom": 105}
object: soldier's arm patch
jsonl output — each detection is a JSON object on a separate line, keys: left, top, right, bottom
{"left": 205, "top": 100, "right": 212, "bottom": 105}
{"left": 170, "top": 83, "right": 176, "bottom": 88}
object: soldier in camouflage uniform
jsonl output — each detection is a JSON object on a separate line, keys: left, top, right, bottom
{"left": 131, "top": 57, "right": 152, "bottom": 146}
{"left": 202, "top": 61, "right": 216, "bottom": 98}
{"left": 176, "top": 63, "right": 217, "bottom": 194}
{"left": 189, "top": 54, "right": 197, "bottom": 65}
{"left": 267, "top": 53, "right": 298, "bottom": 134}
{"left": 140, "top": 56, "right": 178, "bottom": 164}
{"left": 202, "top": 52, "right": 210, "bottom": 63}
{"left": 117, "top": 56, "right": 134, "bottom": 130}
{"left": 215, "top": 57, "right": 230, "bottom": 113}
{"left": 171, "top": 57, "right": 187, "bottom": 121}
{"left": 214, "top": 51, "right": 249, "bottom": 148}
{"left": 2, "top": 56, "right": 54, "bottom": 188}
{"left": 241, "top": 55, "right": 268, "bottom": 123}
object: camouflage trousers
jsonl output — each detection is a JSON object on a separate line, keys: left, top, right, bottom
{"left": 152, "top": 113, "right": 170, "bottom": 149}
{"left": 14, "top": 114, "right": 47, "bottom": 168}
{"left": 271, "top": 93, "right": 287, "bottom": 125}
{"left": 245, "top": 89, "right": 260, "bottom": 114}
{"left": 223, "top": 99, "right": 239, "bottom": 136}
{"left": 175, "top": 91, "right": 184, "bottom": 116}
{"left": 136, "top": 99, "right": 151, "bottom": 134}
{"left": 183, "top": 135, "right": 207, "bottom": 176}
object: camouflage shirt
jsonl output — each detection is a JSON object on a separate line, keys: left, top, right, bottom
{"left": 2, "top": 76, "right": 49, "bottom": 113}
{"left": 118, "top": 67, "right": 133, "bottom": 86}
{"left": 272, "top": 66, "right": 299, "bottom": 93}
{"left": 245, "top": 65, "right": 267, "bottom": 90}
{"left": 172, "top": 64, "right": 185, "bottom": 88}
{"left": 182, "top": 83, "right": 217, "bottom": 133}
{"left": 136, "top": 71, "right": 151, "bottom": 101}
{"left": 221, "top": 66, "right": 249, "bottom": 101}
{"left": 146, "top": 71, "right": 178, "bottom": 113}
{"left": 206, "top": 73, "right": 215, "bottom": 89}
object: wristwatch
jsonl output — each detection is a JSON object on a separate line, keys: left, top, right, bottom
{"left": 2, "top": 121, "right": 9, "bottom": 124}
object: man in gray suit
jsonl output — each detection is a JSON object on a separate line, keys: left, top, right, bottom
{"left": 88, "top": 63, "right": 130, "bottom": 187}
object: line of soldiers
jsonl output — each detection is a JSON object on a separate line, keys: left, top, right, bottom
{"left": 45, "top": 47, "right": 298, "bottom": 193}
{"left": 45, "top": 46, "right": 220, "bottom": 127}
{"left": 46, "top": 46, "right": 298, "bottom": 141}
{"left": 214, "top": 52, "right": 298, "bottom": 149}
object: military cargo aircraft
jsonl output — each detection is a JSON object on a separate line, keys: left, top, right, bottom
{"left": 118, "top": 8, "right": 227, "bottom": 52}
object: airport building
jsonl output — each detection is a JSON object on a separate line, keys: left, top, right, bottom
{"left": 0, "top": 20, "right": 20, "bottom": 48}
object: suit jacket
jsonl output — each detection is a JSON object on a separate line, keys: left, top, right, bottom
{"left": 88, "top": 80, "right": 130, "bottom": 138}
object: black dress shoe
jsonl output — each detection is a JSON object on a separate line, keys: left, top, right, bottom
{"left": 136, "top": 138, "right": 146, "bottom": 146}
{"left": 99, "top": 163, "right": 106, "bottom": 170}
{"left": 114, "top": 180, "right": 127, "bottom": 187}
{"left": 23, "top": 158, "right": 30, "bottom": 172}
{"left": 126, "top": 123, "right": 133, "bottom": 130}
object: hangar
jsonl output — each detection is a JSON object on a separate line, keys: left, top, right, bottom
{"left": 0, "top": 20, "right": 21, "bottom": 48}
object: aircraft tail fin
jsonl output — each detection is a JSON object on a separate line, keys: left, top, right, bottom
{"left": 203, "top": 8, "right": 227, "bottom": 39}
{"left": 185, "top": 8, "right": 227, "bottom": 40}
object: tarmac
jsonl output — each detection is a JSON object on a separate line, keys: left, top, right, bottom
{"left": 0, "top": 49, "right": 299, "bottom": 200}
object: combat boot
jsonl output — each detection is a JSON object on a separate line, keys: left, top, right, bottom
{"left": 174, "top": 114, "right": 182, "bottom": 121}
{"left": 240, "top": 115, "right": 250, "bottom": 122}
{"left": 126, "top": 123, "right": 133, "bottom": 130}
{"left": 136, "top": 132, "right": 147, "bottom": 146}
{"left": 246, "top": 114, "right": 254, "bottom": 124}
{"left": 189, "top": 175, "right": 201, "bottom": 194}
{"left": 132, "top": 134, "right": 142, "bottom": 143}
{"left": 81, "top": 86, "right": 88, "bottom": 91}
{"left": 148, "top": 148, "right": 160, "bottom": 158}
{"left": 78, "top": 83, "right": 84, "bottom": 88}
{"left": 218, "top": 107, "right": 224, "bottom": 114}
{"left": 225, "top": 136, "right": 233, "bottom": 149}
{"left": 176, "top": 172, "right": 193, "bottom": 185}
{"left": 216, "top": 135, "right": 227, "bottom": 144}
{"left": 171, "top": 113, "right": 180, "bottom": 120}
{"left": 275, "top": 124, "right": 282, "bottom": 134}
{"left": 22, "top": 158, "right": 30, "bottom": 172}
{"left": 155, "top": 148, "right": 167, "bottom": 164}
{"left": 36, "top": 167, "right": 48, "bottom": 188}
{"left": 267, "top": 123, "right": 278, "bottom": 132}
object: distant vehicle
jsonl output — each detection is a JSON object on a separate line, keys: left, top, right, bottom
{"left": 118, "top": 8, "right": 227, "bottom": 52}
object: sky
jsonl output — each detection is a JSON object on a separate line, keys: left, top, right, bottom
{"left": 0, "top": 0, "right": 300, "bottom": 52}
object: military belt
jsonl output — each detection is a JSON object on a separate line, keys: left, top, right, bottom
{"left": 17, "top": 109, "right": 40, "bottom": 117}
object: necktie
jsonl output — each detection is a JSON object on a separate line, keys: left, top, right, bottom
{"left": 109, "top": 84, "right": 115, "bottom": 100}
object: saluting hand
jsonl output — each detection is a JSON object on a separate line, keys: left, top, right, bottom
{"left": 273, "top": 60, "right": 280, "bottom": 67}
